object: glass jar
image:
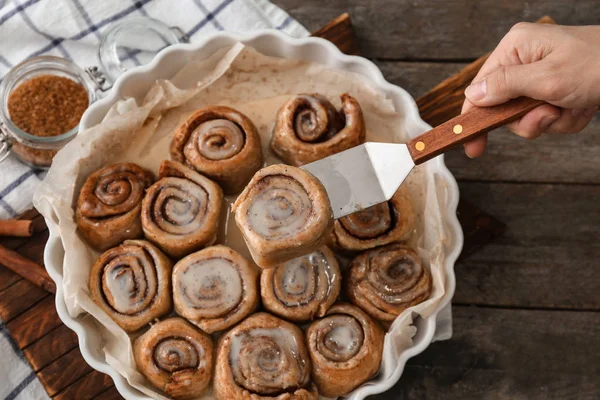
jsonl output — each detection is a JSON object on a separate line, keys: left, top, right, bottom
{"left": 0, "top": 56, "right": 97, "bottom": 169}
{"left": 0, "top": 17, "right": 185, "bottom": 169}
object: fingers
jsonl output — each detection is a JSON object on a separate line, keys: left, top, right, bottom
{"left": 461, "top": 99, "right": 486, "bottom": 157}
{"left": 506, "top": 104, "right": 561, "bottom": 139}
{"left": 462, "top": 105, "right": 596, "bottom": 158}
{"left": 545, "top": 107, "right": 597, "bottom": 134}
{"left": 463, "top": 134, "right": 488, "bottom": 158}
{"left": 461, "top": 105, "right": 558, "bottom": 158}
{"left": 461, "top": 103, "right": 560, "bottom": 157}
{"left": 464, "top": 62, "right": 553, "bottom": 107}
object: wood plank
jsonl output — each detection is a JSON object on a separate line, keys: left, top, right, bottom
{"left": 311, "top": 12, "right": 360, "bottom": 55}
{"left": 456, "top": 198, "right": 505, "bottom": 261}
{"left": 377, "top": 61, "right": 600, "bottom": 184}
{"left": 23, "top": 325, "right": 78, "bottom": 372}
{"left": 378, "top": 61, "right": 466, "bottom": 103}
{"left": 53, "top": 370, "right": 114, "bottom": 400}
{"left": 6, "top": 11, "right": 597, "bottom": 400}
{"left": 16, "top": 227, "right": 49, "bottom": 266}
{"left": 378, "top": 306, "right": 600, "bottom": 400}
{"left": 453, "top": 182, "right": 600, "bottom": 310}
{"left": 0, "top": 279, "right": 49, "bottom": 322}
{"left": 37, "top": 348, "right": 93, "bottom": 396}
{"left": 93, "top": 386, "right": 123, "bottom": 400}
{"left": 273, "top": 0, "right": 600, "bottom": 59}
{"left": 0, "top": 265, "right": 21, "bottom": 291}
{"left": 6, "top": 296, "right": 63, "bottom": 348}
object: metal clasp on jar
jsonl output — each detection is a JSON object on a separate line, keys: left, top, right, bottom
{"left": 0, "top": 121, "right": 13, "bottom": 163}
{"left": 85, "top": 66, "right": 112, "bottom": 92}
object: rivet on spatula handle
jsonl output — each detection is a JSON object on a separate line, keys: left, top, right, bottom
{"left": 407, "top": 96, "right": 546, "bottom": 164}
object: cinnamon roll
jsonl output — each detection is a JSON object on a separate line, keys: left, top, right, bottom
{"left": 346, "top": 244, "right": 432, "bottom": 323}
{"left": 330, "top": 185, "right": 416, "bottom": 252}
{"left": 170, "top": 106, "right": 263, "bottom": 194}
{"left": 233, "top": 164, "right": 334, "bottom": 269}
{"left": 306, "top": 303, "right": 384, "bottom": 397}
{"left": 88, "top": 240, "right": 172, "bottom": 332}
{"left": 173, "top": 245, "right": 259, "bottom": 333}
{"left": 260, "top": 246, "right": 340, "bottom": 322}
{"left": 133, "top": 318, "right": 213, "bottom": 400}
{"left": 76, "top": 163, "right": 154, "bottom": 251}
{"left": 214, "top": 313, "right": 317, "bottom": 400}
{"left": 271, "top": 93, "right": 366, "bottom": 166}
{"left": 141, "top": 160, "right": 223, "bottom": 259}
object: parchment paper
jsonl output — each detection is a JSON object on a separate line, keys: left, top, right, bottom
{"left": 33, "top": 43, "right": 449, "bottom": 400}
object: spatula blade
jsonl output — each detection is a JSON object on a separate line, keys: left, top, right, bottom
{"left": 302, "top": 142, "right": 415, "bottom": 219}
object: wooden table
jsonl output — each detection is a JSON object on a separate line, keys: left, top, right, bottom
{"left": 1, "top": 3, "right": 598, "bottom": 399}
{"left": 269, "top": 2, "right": 600, "bottom": 399}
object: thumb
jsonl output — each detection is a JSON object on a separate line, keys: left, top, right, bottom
{"left": 464, "top": 63, "right": 546, "bottom": 106}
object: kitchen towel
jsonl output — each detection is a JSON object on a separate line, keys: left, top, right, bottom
{"left": 0, "top": 0, "right": 308, "bottom": 220}
{"left": 0, "top": 1, "right": 307, "bottom": 398}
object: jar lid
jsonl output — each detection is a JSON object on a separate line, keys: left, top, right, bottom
{"left": 98, "top": 17, "right": 185, "bottom": 83}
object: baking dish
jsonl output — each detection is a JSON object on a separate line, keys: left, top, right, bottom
{"left": 39, "top": 30, "right": 463, "bottom": 399}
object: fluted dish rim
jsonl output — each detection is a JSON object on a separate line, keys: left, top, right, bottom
{"left": 41, "top": 30, "right": 463, "bottom": 399}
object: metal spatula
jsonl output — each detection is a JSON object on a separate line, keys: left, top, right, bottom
{"left": 302, "top": 96, "right": 544, "bottom": 219}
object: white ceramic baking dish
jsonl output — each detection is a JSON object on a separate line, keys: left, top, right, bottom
{"left": 40, "top": 30, "right": 463, "bottom": 399}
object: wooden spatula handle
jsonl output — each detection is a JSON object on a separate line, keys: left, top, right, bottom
{"left": 407, "top": 97, "right": 546, "bottom": 164}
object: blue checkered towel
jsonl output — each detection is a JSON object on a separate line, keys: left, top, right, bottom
{"left": 0, "top": 0, "right": 308, "bottom": 220}
{"left": 0, "top": 1, "right": 307, "bottom": 398}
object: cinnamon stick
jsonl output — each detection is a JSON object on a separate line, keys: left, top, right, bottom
{"left": 0, "top": 243, "right": 56, "bottom": 293}
{"left": 0, "top": 219, "right": 34, "bottom": 237}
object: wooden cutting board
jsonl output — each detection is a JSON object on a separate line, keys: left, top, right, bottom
{"left": 0, "top": 13, "right": 515, "bottom": 399}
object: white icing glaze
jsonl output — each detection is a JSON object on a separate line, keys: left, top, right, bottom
{"left": 316, "top": 315, "right": 364, "bottom": 362}
{"left": 325, "top": 324, "right": 360, "bottom": 357}
{"left": 102, "top": 250, "right": 156, "bottom": 315}
{"left": 274, "top": 250, "right": 336, "bottom": 306}
{"left": 281, "top": 261, "right": 308, "bottom": 296}
{"left": 104, "top": 266, "right": 139, "bottom": 312}
{"left": 122, "top": 96, "right": 309, "bottom": 261}
{"left": 340, "top": 202, "right": 391, "bottom": 238}
{"left": 151, "top": 177, "right": 208, "bottom": 235}
{"left": 246, "top": 177, "right": 311, "bottom": 239}
{"left": 154, "top": 338, "right": 201, "bottom": 372}
{"left": 191, "top": 119, "right": 244, "bottom": 160}
{"left": 179, "top": 258, "right": 242, "bottom": 316}
{"left": 229, "top": 327, "right": 301, "bottom": 369}
{"left": 368, "top": 252, "right": 427, "bottom": 304}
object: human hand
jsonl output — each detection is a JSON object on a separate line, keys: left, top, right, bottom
{"left": 462, "top": 23, "right": 600, "bottom": 157}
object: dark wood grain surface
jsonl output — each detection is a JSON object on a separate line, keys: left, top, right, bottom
{"left": 381, "top": 306, "right": 600, "bottom": 400}
{"left": 271, "top": 1, "right": 600, "bottom": 399}
{"left": 0, "top": 3, "right": 598, "bottom": 399}
{"left": 273, "top": 0, "right": 599, "bottom": 60}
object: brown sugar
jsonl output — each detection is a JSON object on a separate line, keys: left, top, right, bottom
{"left": 7, "top": 75, "right": 88, "bottom": 137}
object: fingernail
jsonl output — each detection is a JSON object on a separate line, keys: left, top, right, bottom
{"left": 464, "top": 146, "right": 479, "bottom": 159}
{"left": 571, "top": 108, "right": 584, "bottom": 117}
{"left": 584, "top": 107, "right": 598, "bottom": 117}
{"left": 540, "top": 115, "right": 559, "bottom": 130}
{"left": 465, "top": 80, "right": 486, "bottom": 101}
